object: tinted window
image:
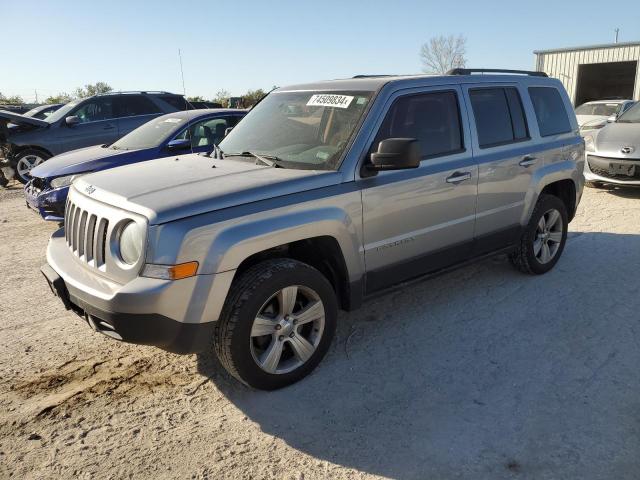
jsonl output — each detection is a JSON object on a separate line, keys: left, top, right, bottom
{"left": 528, "top": 87, "right": 571, "bottom": 136}
{"left": 374, "top": 91, "right": 463, "bottom": 158}
{"left": 116, "top": 95, "right": 161, "bottom": 117}
{"left": 159, "top": 95, "right": 191, "bottom": 111}
{"left": 505, "top": 88, "right": 528, "bottom": 140}
{"left": 72, "top": 98, "right": 114, "bottom": 123}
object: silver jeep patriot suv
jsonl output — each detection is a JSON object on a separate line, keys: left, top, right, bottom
{"left": 42, "top": 69, "right": 584, "bottom": 389}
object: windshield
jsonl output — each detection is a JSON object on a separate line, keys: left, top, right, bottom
{"left": 575, "top": 102, "right": 619, "bottom": 116}
{"left": 111, "top": 115, "right": 186, "bottom": 150}
{"left": 219, "top": 90, "right": 373, "bottom": 170}
{"left": 617, "top": 102, "right": 640, "bottom": 123}
{"left": 44, "top": 100, "right": 80, "bottom": 123}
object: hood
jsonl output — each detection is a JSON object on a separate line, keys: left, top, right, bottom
{"left": 73, "top": 154, "right": 342, "bottom": 224}
{"left": 579, "top": 117, "right": 608, "bottom": 129}
{"left": 31, "top": 145, "right": 151, "bottom": 178}
{"left": 593, "top": 122, "right": 640, "bottom": 156}
{"left": 576, "top": 114, "right": 608, "bottom": 127}
{"left": 0, "top": 110, "right": 49, "bottom": 128}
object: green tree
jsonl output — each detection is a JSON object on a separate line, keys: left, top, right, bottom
{"left": 242, "top": 89, "right": 266, "bottom": 108}
{"left": 74, "top": 82, "right": 113, "bottom": 99}
{"left": 213, "top": 89, "right": 231, "bottom": 107}
{"left": 187, "top": 96, "right": 206, "bottom": 102}
{"left": 45, "top": 93, "right": 73, "bottom": 104}
{"left": 0, "top": 93, "right": 24, "bottom": 105}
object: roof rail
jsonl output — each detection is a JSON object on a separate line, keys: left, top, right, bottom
{"left": 94, "top": 90, "right": 177, "bottom": 96}
{"left": 352, "top": 74, "right": 395, "bottom": 79}
{"left": 446, "top": 68, "right": 548, "bottom": 77}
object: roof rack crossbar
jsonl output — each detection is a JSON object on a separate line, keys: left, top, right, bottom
{"left": 446, "top": 68, "right": 548, "bottom": 77}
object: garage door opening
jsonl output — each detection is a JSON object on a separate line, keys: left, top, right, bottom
{"left": 575, "top": 61, "right": 637, "bottom": 106}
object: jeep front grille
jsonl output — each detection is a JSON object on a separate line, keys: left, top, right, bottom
{"left": 64, "top": 198, "right": 109, "bottom": 267}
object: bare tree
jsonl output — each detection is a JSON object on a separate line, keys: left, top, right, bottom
{"left": 420, "top": 35, "right": 467, "bottom": 74}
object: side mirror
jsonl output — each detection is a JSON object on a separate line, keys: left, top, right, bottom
{"left": 166, "top": 138, "right": 191, "bottom": 151}
{"left": 65, "top": 115, "right": 79, "bottom": 126}
{"left": 607, "top": 115, "right": 617, "bottom": 123}
{"left": 224, "top": 127, "right": 234, "bottom": 137}
{"left": 368, "top": 138, "right": 421, "bottom": 172}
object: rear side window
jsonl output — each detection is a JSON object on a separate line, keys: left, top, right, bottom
{"left": 116, "top": 95, "right": 161, "bottom": 117}
{"left": 159, "top": 95, "right": 191, "bottom": 111}
{"left": 469, "top": 87, "right": 529, "bottom": 148}
{"left": 373, "top": 91, "right": 464, "bottom": 159}
{"left": 528, "top": 87, "right": 571, "bottom": 136}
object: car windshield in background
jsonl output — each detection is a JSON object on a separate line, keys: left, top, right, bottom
{"left": 43, "top": 100, "right": 80, "bottom": 123}
{"left": 111, "top": 116, "right": 186, "bottom": 150}
{"left": 617, "top": 102, "right": 640, "bottom": 123}
{"left": 219, "top": 91, "right": 373, "bottom": 170}
{"left": 575, "top": 103, "right": 618, "bottom": 116}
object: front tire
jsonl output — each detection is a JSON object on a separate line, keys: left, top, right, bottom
{"left": 510, "top": 194, "right": 568, "bottom": 275}
{"left": 208, "top": 259, "right": 338, "bottom": 390}
{"left": 14, "top": 149, "right": 51, "bottom": 184}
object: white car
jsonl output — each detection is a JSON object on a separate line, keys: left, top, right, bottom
{"left": 575, "top": 99, "right": 635, "bottom": 133}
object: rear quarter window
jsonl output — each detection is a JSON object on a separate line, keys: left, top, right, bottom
{"left": 469, "top": 87, "right": 529, "bottom": 148}
{"left": 528, "top": 87, "right": 572, "bottom": 137}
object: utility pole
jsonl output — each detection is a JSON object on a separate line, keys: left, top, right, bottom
{"left": 34, "top": 89, "right": 38, "bottom": 103}
{"left": 614, "top": 28, "right": 619, "bottom": 44}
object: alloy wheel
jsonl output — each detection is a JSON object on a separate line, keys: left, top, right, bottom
{"left": 249, "top": 285, "right": 325, "bottom": 374}
{"left": 533, "top": 208, "right": 563, "bottom": 264}
{"left": 16, "top": 155, "right": 45, "bottom": 181}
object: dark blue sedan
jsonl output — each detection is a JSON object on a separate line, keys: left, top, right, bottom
{"left": 25, "top": 108, "right": 246, "bottom": 221}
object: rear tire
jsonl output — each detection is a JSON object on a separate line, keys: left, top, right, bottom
{"left": 510, "top": 194, "right": 568, "bottom": 275}
{"left": 203, "top": 259, "right": 338, "bottom": 390}
{"left": 14, "top": 149, "right": 51, "bottom": 184}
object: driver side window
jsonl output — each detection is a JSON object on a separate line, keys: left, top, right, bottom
{"left": 72, "top": 98, "right": 115, "bottom": 123}
{"left": 371, "top": 90, "right": 464, "bottom": 159}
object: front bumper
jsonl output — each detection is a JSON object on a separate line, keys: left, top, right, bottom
{"left": 585, "top": 154, "right": 640, "bottom": 186}
{"left": 24, "top": 181, "right": 68, "bottom": 221}
{"left": 44, "top": 228, "right": 235, "bottom": 353}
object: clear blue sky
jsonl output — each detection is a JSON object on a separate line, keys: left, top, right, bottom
{"left": 2, "top": 0, "right": 639, "bottom": 102}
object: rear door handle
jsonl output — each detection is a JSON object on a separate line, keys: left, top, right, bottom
{"left": 103, "top": 123, "right": 115, "bottom": 130}
{"left": 446, "top": 172, "right": 472, "bottom": 184}
{"left": 519, "top": 155, "right": 537, "bottom": 167}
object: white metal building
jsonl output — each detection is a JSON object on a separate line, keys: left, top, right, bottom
{"left": 534, "top": 41, "right": 640, "bottom": 106}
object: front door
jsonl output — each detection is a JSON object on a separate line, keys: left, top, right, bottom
{"left": 359, "top": 86, "right": 478, "bottom": 293}
{"left": 59, "top": 96, "right": 120, "bottom": 151}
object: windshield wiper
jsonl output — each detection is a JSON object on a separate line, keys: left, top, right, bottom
{"left": 224, "top": 151, "right": 284, "bottom": 167}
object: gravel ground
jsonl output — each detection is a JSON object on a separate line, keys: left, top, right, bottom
{"left": 1, "top": 182, "right": 640, "bottom": 480}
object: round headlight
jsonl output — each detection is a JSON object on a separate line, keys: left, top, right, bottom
{"left": 118, "top": 221, "right": 144, "bottom": 265}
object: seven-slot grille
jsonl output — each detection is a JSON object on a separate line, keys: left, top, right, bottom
{"left": 64, "top": 198, "right": 109, "bottom": 267}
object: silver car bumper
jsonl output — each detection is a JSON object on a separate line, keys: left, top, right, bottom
{"left": 584, "top": 154, "right": 640, "bottom": 186}
{"left": 44, "top": 228, "right": 235, "bottom": 353}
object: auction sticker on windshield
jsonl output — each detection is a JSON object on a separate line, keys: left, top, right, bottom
{"left": 307, "top": 94, "right": 354, "bottom": 109}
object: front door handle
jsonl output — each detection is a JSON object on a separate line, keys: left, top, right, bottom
{"left": 519, "top": 155, "right": 537, "bottom": 167}
{"left": 446, "top": 172, "right": 472, "bottom": 184}
{"left": 103, "top": 123, "right": 116, "bottom": 130}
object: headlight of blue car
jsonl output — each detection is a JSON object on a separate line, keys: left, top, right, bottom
{"left": 50, "top": 173, "right": 88, "bottom": 189}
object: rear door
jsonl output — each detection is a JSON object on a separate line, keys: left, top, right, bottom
{"left": 114, "top": 95, "right": 164, "bottom": 137}
{"left": 359, "top": 86, "right": 478, "bottom": 292}
{"left": 463, "top": 84, "right": 540, "bottom": 253}
{"left": 59, "top": 96, "right": 119, "bottom": 151}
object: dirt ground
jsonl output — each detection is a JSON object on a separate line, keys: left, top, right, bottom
{"left": 1, "top": 182, "right": 639, "bottom": 480}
